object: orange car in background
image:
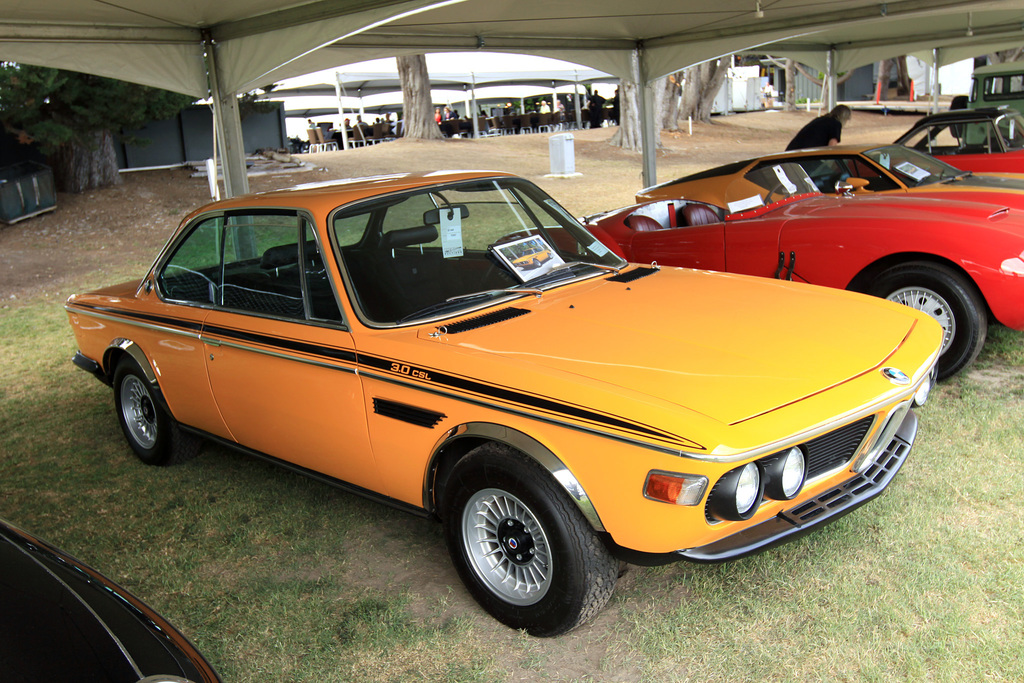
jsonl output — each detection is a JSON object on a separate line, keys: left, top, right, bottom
{"left": 67, "top": 172, "right": 941, "bottom": 636}
{"left": 627, "top": 150, "right": 1024, "bottom": 379}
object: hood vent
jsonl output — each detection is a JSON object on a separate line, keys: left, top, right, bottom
{"left": 608, "top": 267, "right": 658, "bottom": 283}
{"left": 444, "top": 307, "right": 530, "bottom": 334}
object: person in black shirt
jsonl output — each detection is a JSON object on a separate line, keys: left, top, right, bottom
{"left": 785, "top": 105, "right": 852, "bottom": 150}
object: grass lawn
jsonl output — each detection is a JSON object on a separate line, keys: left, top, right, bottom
{"left": 3, "top": 284, "right": 1022, "bottom": 681}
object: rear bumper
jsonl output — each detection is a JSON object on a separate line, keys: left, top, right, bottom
{"left": 72, "top": 351, "right": 110, "bottom": 386}
{"left": 673, "top": 409, "right": 917, "bottom": 564}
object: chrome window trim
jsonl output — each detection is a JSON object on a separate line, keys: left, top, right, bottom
{"left": 151, "top": 206, "right": 350, "bottom": 328}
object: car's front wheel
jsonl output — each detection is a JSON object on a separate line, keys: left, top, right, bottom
{"left": 113, "top": 357, "right": 200, "bottom": 466}
{"left": 870, "top": 262, "right": 987, "bottom": 380}
{"left": 442, "top": 443, "right": 618, "bottom": 637}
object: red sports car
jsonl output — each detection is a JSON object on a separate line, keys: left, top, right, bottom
{"left": 586, "top": 161, "right": 1024, "bottom": 379}
{"left": 895, "top": 107, "right": 1024, "bottom": 174}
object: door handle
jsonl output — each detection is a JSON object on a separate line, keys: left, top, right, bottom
{"left": 774, "top": 251, "right": 796, "bottom": 281}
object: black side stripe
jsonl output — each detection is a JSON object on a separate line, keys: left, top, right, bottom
{"left": 358, "top": 353, "right": 698, "bottom": 449}
{"left": 202, "top": 324, "right": 358, "bottom": 363}
{"left": 72, "top": 303, "right": 700, "bottom": 450}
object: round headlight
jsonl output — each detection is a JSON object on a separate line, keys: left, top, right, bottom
{"left": 708, "top": 462, "right": 764, "bottom": 521}
{"left": 914, "top": 366, "right": 937, "bottom": 406}
{"left": 735, "top": 463, "right": 760, "bottom": 514}
{"left": 763, "top": 447, "right": 806, "bottom": 500}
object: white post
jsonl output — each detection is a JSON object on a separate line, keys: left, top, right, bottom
{"left": 334, "top": 71, "right": 350, "bottom": 150}
{"left": 636, "top": 47, "right": 657, "bottom": 189}
{"left": 573, "top": 75, "right": 583, "bottom": 130}
{"left": 470, "top": 73, "right": 480, "bottom": 138}
{"left": 826, "top": 47, "right": 838, "bottom": 111}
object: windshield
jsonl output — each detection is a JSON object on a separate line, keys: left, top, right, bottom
{"left": 863, "top": 145, "right": 965, "bottom": 187}
{"left": 726, "top": 162, "right": 819, "bottom": 213}
{"left": 332, "top": 177, "right": 626, "bottom": 325}
{"left": 996, "top": 111, "right": 1024, "bottom": 150}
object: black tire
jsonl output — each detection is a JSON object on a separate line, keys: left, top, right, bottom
{"left": 112, "top": 357, "right": 201, "bottom": 466}
{"left": 442, "top": 443, "right": 618, "bottom": 637}
{"left": 869, "top": 262, "right": 987, "bottom": 380}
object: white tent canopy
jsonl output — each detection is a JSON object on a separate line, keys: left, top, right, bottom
{"left": 2, "top": 0, "right": 1021, "bottom": 195}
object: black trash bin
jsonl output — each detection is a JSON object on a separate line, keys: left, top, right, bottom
{"left": 0, "top": 161, "right": 56, "bottom": 224}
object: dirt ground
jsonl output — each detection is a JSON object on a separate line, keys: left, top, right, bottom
{"left": 0, "top": 108, "right": 920, "bottom": 305}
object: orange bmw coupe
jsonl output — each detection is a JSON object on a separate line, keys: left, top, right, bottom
{"left": 67, "top": 172, "right": 941, "bottom": 635}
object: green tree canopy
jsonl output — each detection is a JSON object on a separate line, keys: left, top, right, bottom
{"left": 1, "top": 64, "right": 195, "bottom": 191}
{"left": 0, "top": 64, "right": 194, "bottom": 152}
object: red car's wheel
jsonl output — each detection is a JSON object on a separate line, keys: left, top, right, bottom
{"left": 870, "top": 262, "right": 987, "bottom": 380}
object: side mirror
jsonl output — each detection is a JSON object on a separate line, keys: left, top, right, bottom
{"left": 835, "top": 177, "right": 869, "bottom": 197}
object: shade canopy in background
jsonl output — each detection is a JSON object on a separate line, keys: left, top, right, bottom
{"left": 1, "top": 0, "right": 1021, "bottom": 195}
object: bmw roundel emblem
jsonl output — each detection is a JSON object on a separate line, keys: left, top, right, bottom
{"left": 881, "top": 367, "right": 911, "bottom": 385}
{"left": 508, "top": 538, "right": 519, "bottom": 550}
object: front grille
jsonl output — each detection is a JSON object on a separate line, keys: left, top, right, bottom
{"left": 705, "top": 415, "right": 876, "bottom": 524}
{"left": 804, "top": 416, "right": 873, "bottom": 479}
{"left": 783, "top": 429, "right": 911, "bottom": 525}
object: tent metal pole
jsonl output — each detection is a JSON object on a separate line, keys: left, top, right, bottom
{"left": 204, "top": 33, "right": 249, "bottom": 198}
{"left": 470, "top": 76, "right": 479, "bottom": 138}
{"left": 636, "top": 46, "right": 657, "bottom": 189}
{"left": 334, "top": 72, "right": 350, "bottom": 150}
{"left": 826, "top": 47, "right": 837, "bottom": 111}
{"left": 573, "top": 74, "right": 583, "bottom": 130}
{"left": 931, "top": 48, "right": 940, "bottom": 114}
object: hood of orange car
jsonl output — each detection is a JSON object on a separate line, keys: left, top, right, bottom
{"left": 433, "top": 268, "right": 922, "bottom": 427}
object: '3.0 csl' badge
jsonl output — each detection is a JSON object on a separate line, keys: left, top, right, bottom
{"left": 881, "top": 367, "right": 911, "bottom": 385}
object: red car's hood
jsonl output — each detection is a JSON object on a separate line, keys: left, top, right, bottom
{"left": 431, "top": 268, "right": 927, "bottom": 427}
{"left": 776, "top": 192, "right": 1024, "bottom": 231}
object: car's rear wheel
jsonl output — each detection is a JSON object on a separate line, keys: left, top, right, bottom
{"left": 869, "top": 262, "right": 987, "bottom": 379}
{"left": 113, "top": 357, "right": 200, "bottom": 466}
{"left": 442, "top": 443, "right": 618, "bottom": 637}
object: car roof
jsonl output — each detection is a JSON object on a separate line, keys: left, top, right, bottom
{"left": 906, "top": 108, "right": 1009, "bottom": 127}
{"left": 186, "top": 170, "right": 517, "bottom": 219}
{"left": 972, "top": 62, "right": 1024, "bottom": 76}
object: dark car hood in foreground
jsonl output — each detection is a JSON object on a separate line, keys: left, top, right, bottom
{"left": 0, "top": 519, "right": 219, "bottom": 683}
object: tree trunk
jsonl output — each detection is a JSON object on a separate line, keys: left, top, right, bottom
{"left": 608, "top": 79, "right": 642, "bottom": 151}
{"left": 785, "top": 59, "right": 797, "bottom": 110}
{"left": 48, "top": 130, "right": 121, "bottom": 193}
{"left": 397, "top": 54, "right": 442, "bottom": 140}
{"left": 679, "top": 59, "right": 729, "bottom": 124}
{"left": 875, "top": 59, "right": 893, "bottom": 99}
{"left": 655, "top": 73, "right": 683, "bottom": 131}
{"left": 989, "top": 48, "right": 1023, "bottom": 64}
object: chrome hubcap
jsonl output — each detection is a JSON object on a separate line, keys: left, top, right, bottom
{"left": 462, "top": 488, "right": 552, "bottom": 605}
{"left": 120, "top": 375, "right": 157, "bottom": 449}
{"left": 887, "top": 286, "right": 955, "bottom": 353}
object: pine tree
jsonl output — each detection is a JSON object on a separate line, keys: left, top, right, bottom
{"left": 0, "top": 64, "right": 194, "bottom": 192}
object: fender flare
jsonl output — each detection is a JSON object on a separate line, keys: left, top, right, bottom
{"left": 104, "top": 338, "right": 170, "bottom": 413}
{"left": 425, "top": 422, "right": 605, "bottom": 532}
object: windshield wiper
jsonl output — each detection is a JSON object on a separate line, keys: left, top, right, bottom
{"left": 526, "top": 261, "right": 621, "bottom": 287}
{"left": 396, "top": 287, "right": 542, "bottom": 323}
{"left": 940, "top": 170, "right": 972, "bottom": 183}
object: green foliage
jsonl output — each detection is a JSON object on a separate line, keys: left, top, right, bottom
{"left": 0, "top": 64, "right": 194, "bottom": 153}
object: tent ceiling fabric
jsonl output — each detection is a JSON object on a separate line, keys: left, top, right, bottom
{"left": 272, "top": 68, "right": 614, "bottom": 100}
{"left": 759, "top": 6, "right": 1024, "bottom": 73}
{"left": 3, "top": 0, "right": 1021, "bottom": 100}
